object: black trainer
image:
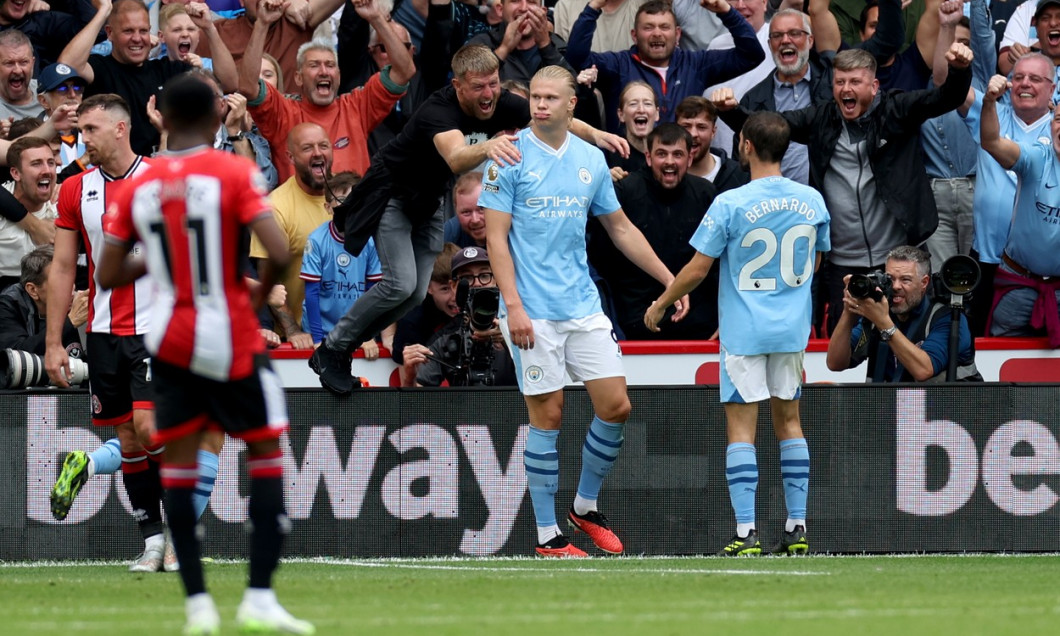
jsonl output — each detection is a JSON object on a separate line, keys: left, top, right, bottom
{"left": 772, "top": 525, "right": 809, "bottom": 555}
{"left": 717, "top": 530, "right": 762, "bottom": 557}
{"left": 308, "top": 343, "right": 357, "bottom": 395}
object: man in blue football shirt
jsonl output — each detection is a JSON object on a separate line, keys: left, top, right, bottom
{"left": 481, "top": 65, "right": 688, "bottom": 558}
{"left": 646, "top": 111, "right": 831, "bottom": 556}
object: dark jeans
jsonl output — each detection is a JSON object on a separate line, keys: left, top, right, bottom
{"left": 325, "top": 197, "right": 444, "bottom": 352}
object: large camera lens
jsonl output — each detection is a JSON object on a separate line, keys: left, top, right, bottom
{"left": 468, "top": 288, "right": 500, "bottom": 332}
{"left": 939, "top": 255, "right": 980, "bottom": 295}
{"left": 848, "top": 275, "right": 875, "bottom": 300}
{"left": 0, "top": 349, "right": 46, "bottom": 389}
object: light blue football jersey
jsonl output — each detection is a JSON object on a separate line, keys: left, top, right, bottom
{"left": 1006, "top": 141, "right": 1060, "bottom": 277}
{"left": 478, "top": 128, "right": 620, "bottom": 320}
{"left": 689, "top": 176, "right": 830, "bottom": 355}
{"left": 300, "top": 221, "right": 382, "bottom": 333}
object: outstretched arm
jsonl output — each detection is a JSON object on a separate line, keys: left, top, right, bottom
{"left": 58, "top": 0, "right": 112, "bottom": 84}
{"left": 644, "top": 252, "right": 713, "bottom": 332}
{"left": 979, "top": 74, "right": 1020, "bottom": 169}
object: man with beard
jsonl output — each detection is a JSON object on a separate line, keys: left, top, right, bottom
{"left": 738, "top": 9, "right": 834, "bottom": 186}
{"left": 249, "top": 122, "right": 332, "bottom": 342}
{"left": 0, "top": 136, "right": 57, "bottom": 290}
{"left": 0, "top": 29, "right": 44, "bottom": 121}
{"left": 565, "top": 0, "right": 764, "bottom": 132}
{"left": 826, "top": 245, "right": 978, "bottom": 381}
{"left": 45, "top": 93, "right": 164, "bottom": 570}
{"left": 58, "top": 0, "right": 238, "bottom": 157}
{"left": 237, "top": 0, "right": 415, "bottom": 184}
{"left": 712, "top": 43, "right": 974, "bottom": 334}
{"left": 675, "top": 96, "right": 747, "bottom": 193}
{"left": 591, "top": 123, "right": 719, "bottom": 340}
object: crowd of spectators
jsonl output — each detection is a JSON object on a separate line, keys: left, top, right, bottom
{"left": 0, "top": 0, "right": 1056, "bottom": 382}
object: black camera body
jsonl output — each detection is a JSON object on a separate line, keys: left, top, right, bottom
{"left": 848, "top": 270, "right": 893, "bottom": 303}
{"left": 440, "top": 282, "right": 501, "bottom": 386}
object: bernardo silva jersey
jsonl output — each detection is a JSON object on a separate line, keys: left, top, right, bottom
{"left": 478, "top": 128, "right": 619, "bottom": 321}
{"left": 690, "top": 176, "right": 831, "bottom": 355}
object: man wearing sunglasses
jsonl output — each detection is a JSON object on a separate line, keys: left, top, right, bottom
{"left": 401, "top": 246, "right": 516, "bottom": 387}
{"left": 36, "top": 63, "right": 87, "bottom": 172}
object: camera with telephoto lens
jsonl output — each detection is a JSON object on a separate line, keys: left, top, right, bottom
{"left": 932, "top": 254, "right": 981, "bottom": 299}
{"left": 0, "top": 349, "right": 89, "bottom": 389}
{"left": 437, "top": 282, "right": 501, "bottom": 386}
{"left": 848, "top": 270, "right": 893, "bottom": 302}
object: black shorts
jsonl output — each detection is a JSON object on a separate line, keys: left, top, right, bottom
{"left": 85, "top": 332, "right": 153, "bottom": 427}
{"left": 151, "top": 354, "right": 289, "bottom": 445}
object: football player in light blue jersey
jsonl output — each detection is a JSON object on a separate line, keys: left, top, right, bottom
{"left": 481, "top": 65, "right": 688, "bottom": 558}
{"left": 646, "top": 111, "right": 830, "bottom": 557}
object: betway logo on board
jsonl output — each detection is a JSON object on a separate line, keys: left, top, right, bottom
{"left": 25, "top": 396, "right": 528, "bottom": 556}
{"left": 896, "top": 389, "right": 1060, "bottom": 517}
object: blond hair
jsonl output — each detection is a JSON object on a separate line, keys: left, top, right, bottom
{"left": 451, "top": 45, "right": 499, "bottom": 80}
{"left": 532, "top": 65, "right": 576, "bottom": 95}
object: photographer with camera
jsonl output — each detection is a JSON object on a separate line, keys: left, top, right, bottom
{"left": 402, "top": 246, "right": 516, "bottom": 387}
{"left": 0, "top": 245, "right": 86, "bottom": 358}
{"left": 826, "top": 245, "right": 979, "bottom": 382}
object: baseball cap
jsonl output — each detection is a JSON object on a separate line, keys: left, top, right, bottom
{"left": 450, "top": 246, "right": 490, "bottom": 277}
{"left": 1035, "top": 0, "right": 1060, "bottom": 19}
{"left": 37, "top": 63, "right": 86, "bottom": 93}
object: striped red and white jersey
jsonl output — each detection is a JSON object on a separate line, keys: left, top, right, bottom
{"left": 104, "top": 147, "right": 274, "bottom": 382}
{"left": 56, "top": 156, "right": 154, "bottom": 336}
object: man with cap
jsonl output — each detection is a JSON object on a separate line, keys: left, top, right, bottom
{"left": 36, "top": 63, "right": 87, "bottom": 172}
{"left": 400, "top": 245, "right": 516, "bottom": 387}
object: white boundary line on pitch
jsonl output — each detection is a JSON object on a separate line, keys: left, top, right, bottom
{"left": 3, "top": 553, "right": 1060, "bottom": 569}
{"left": 336, "top": 560, "right": 828, "bottom": 575}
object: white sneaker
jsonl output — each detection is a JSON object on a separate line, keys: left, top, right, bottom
{"left": 184, "top": 593, "right": 220, "bottom": 636}
{"left": 129, "top": 545, "right": 164, "bottom": 573}
{"left": 163, "top": 531, "right": 180, "bottom": 572}
{"left": 236, "top": 589, "right": 315, "bottom": 635}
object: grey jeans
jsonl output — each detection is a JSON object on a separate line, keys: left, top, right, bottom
{"left": 924, "top": 176, "right": 975, "bottom": 266}
{"left": 325, "top": 196, "right": 444, "bottom": 352}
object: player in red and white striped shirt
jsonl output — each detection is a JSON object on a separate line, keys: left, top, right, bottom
{"left": 99, "top": 74, "right": 310, "bottom": 636}
{"left": 44, "top": 94, "right": 169, "bottom": 572}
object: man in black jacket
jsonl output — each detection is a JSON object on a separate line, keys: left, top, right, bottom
{"left": 713, "top": 41, "right": 974, "bottom": 333}
{"left": 0, "top": 245, "right": 85, "bottom": 356}
{"left": 739, "top": 9, "right": 834, "bottom": 186}
{"left": 590, "top": 123, "right": 719, "bottom": 340}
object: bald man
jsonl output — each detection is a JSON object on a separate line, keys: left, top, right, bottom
{"left": 249, "top": 122, "right": 333, "bottom": 345}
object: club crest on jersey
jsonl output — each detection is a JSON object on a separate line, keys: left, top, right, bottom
{"left": 336, "top": 253, "right": 351, "bottom": 267}
{"left": 525, "top": 365, "right": 544, "bottom": 383}
{"left": 578, "top": 168, "right": 591, "bottom": 184}
{"left": 91, "top": 394, "right": 102, "bottom": 414}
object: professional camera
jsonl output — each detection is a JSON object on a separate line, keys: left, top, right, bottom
{"left": 0, "top": 349, "right": 89, "bottom": 389}
{"left": 932, "top": 254, "right": 981, "bottom": 299}
{"left": 848, "top": 270, "right": 893, "bottom": 302}
{"left": 435, "top": 282, "right": 502, "bottom": 386}
{"left": 466, "top": 287, "right": 500, "bottom": 333}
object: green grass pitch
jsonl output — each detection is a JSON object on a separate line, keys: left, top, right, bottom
{"left": 2, "top": 555, "right": 1059, "bottom": 635}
